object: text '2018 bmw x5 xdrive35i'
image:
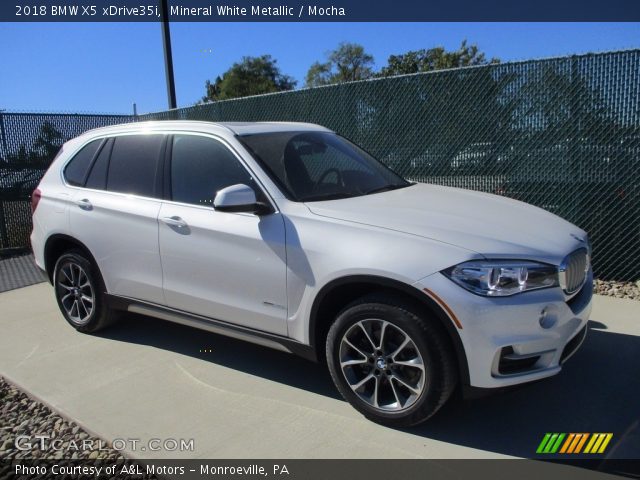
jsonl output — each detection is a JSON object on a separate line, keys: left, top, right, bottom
{"left": 31, "top": 121, "right": 592, "bottom": 426}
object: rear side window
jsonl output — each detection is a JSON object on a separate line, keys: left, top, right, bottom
{"left": 107, "top": 135, "right": 164, "bottom": 198}
{"left": 170, "top": 135, "right": 256, "bottom": 206}
{"left": 63, "top": 140, "right": 101, "bottom": 186}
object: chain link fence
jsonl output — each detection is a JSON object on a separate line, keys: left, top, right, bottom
{"left": 0, "top": 112, "right": 132, "bottom": 251}
{"left": 1, "top": 50, "right": 638, "bottom": 280}
{"left": 141, "top": 50, "right": 640, "bottom": 281}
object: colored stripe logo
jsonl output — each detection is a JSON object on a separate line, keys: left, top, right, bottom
{"left": 536, "top": 433, "right": 613, "bottom": 454}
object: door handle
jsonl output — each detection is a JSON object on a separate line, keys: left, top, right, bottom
{"left": 75, "top": 198, "right": 93, "bottom": 210}
{"left": 161, "top": 216, "right": 188, "bottom": 228}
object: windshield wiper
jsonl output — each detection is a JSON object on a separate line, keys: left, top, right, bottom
{"left": 363, "top": 183, "right": 409, "bottom": 195}
{"left": 301, "top": 192, "right": 358, "bottom": 202}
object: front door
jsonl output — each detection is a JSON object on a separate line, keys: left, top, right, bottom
{"left": 158, "top": 133, "right": 288, "bottom": 336}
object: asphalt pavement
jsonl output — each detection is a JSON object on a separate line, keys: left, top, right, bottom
{"left": 1, "top": 283, "right": 638, "bottom": 460}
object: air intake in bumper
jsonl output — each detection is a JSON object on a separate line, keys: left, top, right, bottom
{"left": 498, "top": 347, "right": 541, "bottom": 375}
{"left": 560, "top": 326, "right": 588, "bottom": 364}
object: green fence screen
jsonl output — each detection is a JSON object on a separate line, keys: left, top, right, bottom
{"left": 141, "top": 50, "right": 640, "bottom": 281}
{"left": 0, "top": 113, "right": 132, "bottom": 251}
{"left": 1, "top": 50, "right": 638, "bottom": 280}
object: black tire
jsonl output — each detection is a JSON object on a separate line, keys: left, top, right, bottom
{"left": 53, "top": 250, "right": 118, "bottom": 333}
{"left": 326, "top": 293, "right": 457, "bottom": 427}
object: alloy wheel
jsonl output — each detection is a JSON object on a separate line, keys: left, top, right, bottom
{"left": 338, "top": 319, "right": 426, "bottom": 411}
{"left": 56, "top": 262, "right": 95, "bottom": 325}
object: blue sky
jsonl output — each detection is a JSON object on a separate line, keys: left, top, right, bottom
{"left": 1, "top": 22, "right": 638, "bottom": 114}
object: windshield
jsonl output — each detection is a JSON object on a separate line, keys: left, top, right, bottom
{"left": 238, "top": 131, "right": 411, "bottom": 202}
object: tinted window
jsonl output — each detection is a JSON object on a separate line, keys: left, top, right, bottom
{"left": 239, "top": 132, "right": 409, "bottom": 202}
{"left": 85, "top": 138, "right": 112, "bottom": 190}
{"left": 107, "top": 135, "right": 164, "bottom": 197}
{"left": 293, "top": 137, "right": 370, "bottom": 183}
{"left": 171, "top": 135, "right": 256, "bottom": 207}
{"left": 64, "top": 140, "right": 101, "bottom": 186}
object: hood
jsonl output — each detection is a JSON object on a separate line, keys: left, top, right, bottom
{"left": 305, "top": 183, "right": 587, "bottom": 266}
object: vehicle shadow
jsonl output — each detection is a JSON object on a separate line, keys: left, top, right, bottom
{"left": 99, "top": 317, "right": 640, "bottom": 459}
{"left": 415, "top": 320, "right": 640, "bottom": 459}
{"left": 99, "top": 313, "right": 340, "bottom": 399}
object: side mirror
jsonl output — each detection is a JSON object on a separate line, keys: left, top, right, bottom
{"left": 213, "top": 184, "right": 272, "bottom": 215}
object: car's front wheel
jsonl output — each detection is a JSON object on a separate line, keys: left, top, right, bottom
{"left": 53, "top": 250, "right": 118, "bottom": 333}
{"left": 326, "top": 294, "right": 457, "bottom": 427}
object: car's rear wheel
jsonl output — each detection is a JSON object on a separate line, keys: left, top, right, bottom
{"left": 326, "top": 294, "right": 457, "bottom": 427}
{"left": 53, "top": 250, "right": 118, "bottom": 333}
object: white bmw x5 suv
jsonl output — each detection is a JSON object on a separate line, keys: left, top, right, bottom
{"left": 31, "top": 121, "right": 592, "bottom": 426}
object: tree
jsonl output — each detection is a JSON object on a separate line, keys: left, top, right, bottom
{"left": 6, "top": 121, "right": 62, "bottom": 169}
{"left": 379, "top": 40, "right": 499, "bottom": 77}
{"left": 33, "top": 121, "right": 63, "bottom": 161}
{"left": 305, "top": 42, "right": 375, "bottom": 87}
{"left": 202, "top": 55, "right": 296, "bottom": 102}
{"left": 1, "top": 121, "right": 63, "bottom": 201}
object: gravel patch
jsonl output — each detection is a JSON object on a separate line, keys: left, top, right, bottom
{"left": 0, "top": 376, "right": 124, "bottom": 461}
{"left": 0, "top": 377, "right": 162, "bottom": 479}
{"left": 594, "top": 280, "right": 640, "bottom": 301}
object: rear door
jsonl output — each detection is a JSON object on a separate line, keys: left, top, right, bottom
{"left": 158, "top": 133, "right": 288, "bottom": 335}
{"left": 68, "top": 134, "right": 165, "bottom": 305}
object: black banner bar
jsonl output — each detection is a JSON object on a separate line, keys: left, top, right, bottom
{"left": 3, "top": 0, "right": 640, "bottom": 22}
{"left": 2, "top": 459, "right": 640, "bottom": 480}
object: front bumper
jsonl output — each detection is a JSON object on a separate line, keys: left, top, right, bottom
{"left": 415, "top": 269, "right": 593, "bottom": 389}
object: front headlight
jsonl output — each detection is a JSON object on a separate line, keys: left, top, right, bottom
{"left": 442, "top": 260, "right": 559, "bottom": 297}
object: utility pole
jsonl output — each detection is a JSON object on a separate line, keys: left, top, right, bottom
{"left": 0, "top": 109, "right": 7, "bottom": 161}
{"left": 159, "top": 0, "right": 177, "bottom": 109}
{"left": 0, "top": 109, "right": 7, "bottom": 249}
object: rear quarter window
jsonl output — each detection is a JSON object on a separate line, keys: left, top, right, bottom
{"left": 85, "top": 138, "right": 112, "bottom": 191}
{"left": 63, "top": 139, "right": 102, "bottom": 186}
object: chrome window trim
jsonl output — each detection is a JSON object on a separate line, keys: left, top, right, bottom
{"left": 58, "top": 129, "right": 281, "bottom": 215}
